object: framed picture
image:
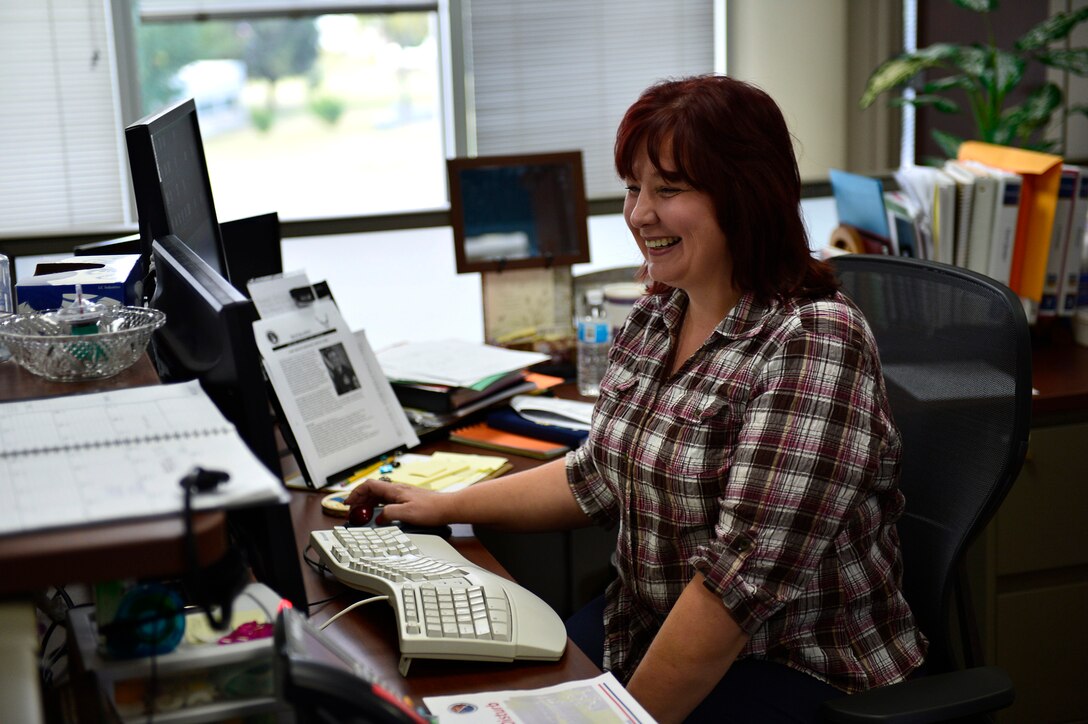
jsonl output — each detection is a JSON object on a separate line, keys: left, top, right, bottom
{"left": 447, "top": 151, "right": 590, "bottom": 274}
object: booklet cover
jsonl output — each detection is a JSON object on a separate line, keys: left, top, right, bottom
{"left": 423, "top": 672, "right": 656, "bottom": 724}
{"left": 252, "top": 296, "right": 418, "bottom": 488}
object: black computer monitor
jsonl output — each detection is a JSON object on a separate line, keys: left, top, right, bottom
{"left": 126, "top": 98, "right": 230, "bottom": 281}
{"left": 149, "top": 234, "right": 306, "bottom": 609}
{"left": 219, "top": 211, "right": 284, "bottom": 295}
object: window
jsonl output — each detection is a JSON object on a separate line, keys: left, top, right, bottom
{"left": 134, "top": 2, "right": 446, "bottom": 223}
{"left": 460, "top": 0, "right": 718, "bottom": 199}
{"left": 0, "top": 0, "right": 722, "bottom": 242}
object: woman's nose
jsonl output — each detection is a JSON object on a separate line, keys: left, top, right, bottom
{"left": 627, "top": 191, "right": 656, "bottom": 228}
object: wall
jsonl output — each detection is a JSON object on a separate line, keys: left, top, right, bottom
{"left": 726, "top": 0, "right": 849, "bottom": 181}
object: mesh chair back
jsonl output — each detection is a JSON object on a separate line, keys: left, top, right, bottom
{"left": 830, "top": 255, "right": 1032, "bottom": 674}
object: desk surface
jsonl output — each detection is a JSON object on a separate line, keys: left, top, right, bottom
{"left": 1030, "top": 325, "right": 1088, "bottom": 422}
{"left": 0, "top": 355, "right": 229, "bottom": 595}
{"left": 287, "top": 487, "right": 602, "bottom": 701}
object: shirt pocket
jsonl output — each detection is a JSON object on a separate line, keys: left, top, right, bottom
{"left": 666, "top": 389, "right": 737, "bottom": 485}
{"left": 594, "top": 367, "right": 639, "bottom": 419}
{"left": 587, "top": 366, "right": 640, "bottom": 465}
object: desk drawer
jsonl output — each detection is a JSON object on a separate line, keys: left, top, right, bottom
{"left": 996, "top": 422, "right": 1088, "bottom": 575}
{"left": 995, "top": 582, "right": 1088, "bottom": 724}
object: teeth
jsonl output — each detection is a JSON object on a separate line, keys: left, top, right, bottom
{"left": 645, "top": 237, "right": 680, "bottom": 249}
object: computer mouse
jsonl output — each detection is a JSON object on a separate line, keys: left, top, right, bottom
{"left": 347, "top": 502, "right": 374, "bottom": 526}
{"left": 346, "top": 504, "right": 452, "bottom": 539}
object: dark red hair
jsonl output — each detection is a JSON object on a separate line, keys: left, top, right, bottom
{"left": 615, "top": 74, "right": 838, "bottom": 303}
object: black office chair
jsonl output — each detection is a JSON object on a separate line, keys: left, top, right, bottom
{"left": 821, "top": 255, "right": 1032, "bottom": 723}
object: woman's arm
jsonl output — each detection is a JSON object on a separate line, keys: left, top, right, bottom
{"left": 625, "top": 572, "right": 750, "bottom": 724}
{"left": 346, "top": 457, "right": 593, "bottom": 532}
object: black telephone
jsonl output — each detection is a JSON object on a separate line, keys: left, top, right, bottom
{"left": 274, "top": 607, "right": 428, "bottom": 723}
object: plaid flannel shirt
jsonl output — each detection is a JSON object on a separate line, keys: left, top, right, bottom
{"left": 567, "top": 288, "right": 926, "bottom": 692}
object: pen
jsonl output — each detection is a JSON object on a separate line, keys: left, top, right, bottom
{"left": 346, "top": 454, "right": 399, "bottom": 483}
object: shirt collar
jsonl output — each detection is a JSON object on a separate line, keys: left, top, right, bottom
{"left": 656, "top": 288, "right": 777, "bottom": 340}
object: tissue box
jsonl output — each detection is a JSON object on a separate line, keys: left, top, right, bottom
{"left": 15, "top": 255, "right": 143, "bottom": 313}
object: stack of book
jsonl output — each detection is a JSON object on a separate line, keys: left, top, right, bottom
{"left": 448, "top": 423, "right": 570, "bottom": 460}
{"left": 375, "top": 339, "right": 560, "bottom": 430}
{"left": 391, "top": 369, "right": 530, "bottom": 415}
{"left": 831, "top": 144, "right": 1088, "bottom": 324}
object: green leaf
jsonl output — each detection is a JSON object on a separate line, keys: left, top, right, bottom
{"left": 958, "top": 47, "right": 1023, "bottom": 96}
{"left": 1034, "top": 49, "right": 1088, "bottom": 76}
{"left": 990, "top": 50, "right": 1026, "bottom": 96}
{"left": 951, "top": 0, "right": 997, "bottom": 12}
{"left": 991, "top": 114, "right": 1020, "bottom": 146}
{"left": 1023, "top": 139, "right": 1060, "bottom": 153}
{"left": 954, "top": 45, "right": 990, "bottom": 77}
{"left": 1020, "top": 83, "right": 1063, "bottom": 123}
{"left": 932, "top": 128, "right": 966, "bottom": 159}
{"left": 922, "top": 75, "right": 974, "bottom": 93}
{"left": 859, "top": 44, "right": 961, "bottom": 108}
{"left": 1015, "top": 6, "right": 1088, "bottom": 51}
{"left": 891, "top": 94, "right": 960, "bottom": 113}
{"left": 997, "top": 83, "right": 1062, "bottom": 144}
{"left": 1068, "top": 104, "right": 1088, "bottom": 119}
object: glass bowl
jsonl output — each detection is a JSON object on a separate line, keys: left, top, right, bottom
{"left": 0, "top": 307, "right": 165, "bottom": 381}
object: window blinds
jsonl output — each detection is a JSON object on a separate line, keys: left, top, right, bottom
{"left": 136, "top": 0, "right": 436, "bottom": 22}
{"left": 463, "top": 0, "right": 715, "bottom": 200}
{"left": 0, "top": 1, "right": 128, "bottom": 236}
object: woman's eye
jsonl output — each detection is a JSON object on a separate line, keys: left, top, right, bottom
{"left": 659, "top": 187, "right": 682, "bottom": 196}
{"left": 624, "top": 185, "right": 640, "bottom": 195}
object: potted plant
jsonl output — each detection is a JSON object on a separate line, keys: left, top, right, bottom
{"left": 859, "top": 0, "right": 1088, "bottom": 160}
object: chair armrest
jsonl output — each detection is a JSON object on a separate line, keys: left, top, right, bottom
{"left": 821, "top": 666, "right": 1013, "bottom": 724}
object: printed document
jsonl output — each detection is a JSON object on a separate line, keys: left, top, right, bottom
{"left": 376, "top": 339, "right": 548, "bottom": 388}
{"left": 253, "top": 298, "right": 418, "bottom": 487}
{"left": 510, "top": 395, "right": 595, "bottom": 431}
{"left": 423, "top": 672, "right": 656, "bottom": 724}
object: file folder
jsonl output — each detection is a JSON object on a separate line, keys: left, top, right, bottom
{"left": 958, "top": 142, "right": 1063, "bottom": 303}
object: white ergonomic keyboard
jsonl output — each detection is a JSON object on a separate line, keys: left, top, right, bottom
{"left": 309, "top": 525, "right": 567, "bottom": 675}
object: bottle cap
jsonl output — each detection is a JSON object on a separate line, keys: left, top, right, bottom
{"left": 585, "top": 288, "right": 605, "bottom": 306}
{"left": 53, "top": 284, "right": 105, "bottom": 334}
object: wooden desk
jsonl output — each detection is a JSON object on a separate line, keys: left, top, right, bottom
{"left": 284, "top": 449, "right": 602, "bottom": 704}
{"left": 1029, "top": 323, "right": 1088, "bottom": 423}
{"left": 0, "top": 355, "right": 228, "bottom": 595}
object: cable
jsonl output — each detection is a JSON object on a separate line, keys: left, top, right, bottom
{"left": 318, "top": 596, "right": 390, "bottom": 631}
{"left": 303, "top": 545, "right": 326, "bottom": 574}
{"left": 181, "top": 466, "right": 236, "bottom": 630}
{"left": 55, "top": 586, "right": 75, "bottom": 610}
{"left": 307, "top": 593, "right": 341, "bottom": 609}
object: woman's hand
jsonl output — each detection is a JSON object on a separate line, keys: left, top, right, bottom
{"left": 344, "top": 478, "right": 452, "bottom": 527}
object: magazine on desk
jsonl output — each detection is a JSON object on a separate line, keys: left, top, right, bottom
{"left": 423, "top": 672, "right": 656, "bottom": 724}
{"left": 252, "top": 296, "right": 419, "bottom": 489}
{"left": 0, "top": 381, "right": 287, "bottom": 536}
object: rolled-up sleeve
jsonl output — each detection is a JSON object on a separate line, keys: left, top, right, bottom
{"left": 566, "top": 441, "right": 620, "bottom": 527}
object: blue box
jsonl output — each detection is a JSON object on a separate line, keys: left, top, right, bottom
{"left": 15, "top": 255, "right": 143, "bottom": 313}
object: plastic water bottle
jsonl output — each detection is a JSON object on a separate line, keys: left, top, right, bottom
{"left": 0, "top": 252, "right": 11, "bottom": 362}
{"left": 577, "top": 289, "right": 610, "bottom": 396}
{"left": 0, "top": 252, "right": 11, "bottom": 316}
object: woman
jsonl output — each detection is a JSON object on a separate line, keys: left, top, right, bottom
{"left": 349, "top": 74, "right": 926, "bottom": 722}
